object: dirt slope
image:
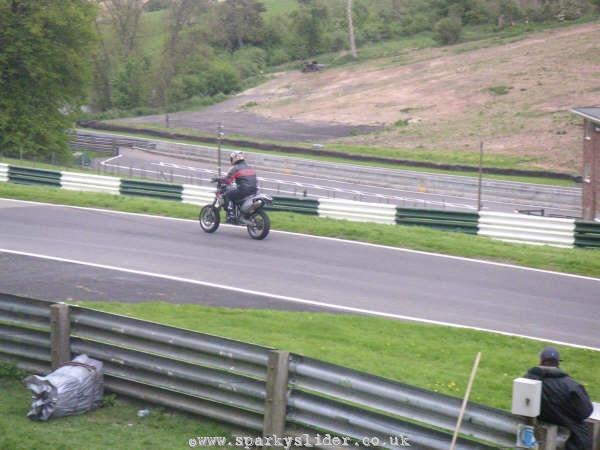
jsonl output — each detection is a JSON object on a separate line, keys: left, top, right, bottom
{"left": 241, "top": 22, "right": 600, "bottom": 173}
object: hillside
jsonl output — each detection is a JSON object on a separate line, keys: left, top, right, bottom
{"left": 242, "top": 22, "right": 600, "bottom": 173}
{"left": 117, "top": 21, "right": 600, "bottom": 174}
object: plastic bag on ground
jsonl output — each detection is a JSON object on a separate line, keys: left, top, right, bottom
{"left": 24, "top": 354, "right": 104, "bottom": 421}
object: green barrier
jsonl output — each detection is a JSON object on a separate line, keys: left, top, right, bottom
{"left": 396, "top": 207, "right": 479, "bottom": 234}
{"left": 120, "top": 179, "right": 183, "bottom": 201}
{"left": 8, "top": 166, "right": 61, "bottom": 187}
{"left": 267, "top": 196, "right": 319, "bottom": 215}
{"left": 574, "top": 221, "right": 600, "bottom": 248}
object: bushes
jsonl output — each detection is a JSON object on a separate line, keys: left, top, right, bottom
{"left": 433, "top": 17, "right": 463, "bottom": 45}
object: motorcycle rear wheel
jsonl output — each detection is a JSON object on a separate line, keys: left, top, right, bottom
{"left": 246, "top": 209, "right": 270, "bottom": 240}
{"left": 199, "top": 205, "right": 220, "bottom": 233}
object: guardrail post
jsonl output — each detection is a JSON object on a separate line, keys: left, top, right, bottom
{"left": 50, "top": 303, "right": 71, "bottom": 369}
{"left": 587, "top": 415, "right": 600, "bottom": 450}
{"left": 535, "top": 423, "right": 558, "bottom": 450}
{"left": 263, "top": 350, "right": 290, "bottom": 440}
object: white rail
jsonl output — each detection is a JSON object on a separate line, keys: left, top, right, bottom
{"left": 478, "top": 211, "right": 575, "bottom": 248}
{"left": 182, "top": 184, "right": 215, "bottom": 205}
{"left": 60, "top": 171, "right": 121, "bottom": 195}
{"left": 0, "top": 163, "right": 8, "bottom": 182}
{"left": 318, "top": 198, "right": 396, "bottom": 225}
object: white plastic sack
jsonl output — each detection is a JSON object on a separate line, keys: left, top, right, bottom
{"left": 24, "top": 354, "right": 104, "bottom": 421}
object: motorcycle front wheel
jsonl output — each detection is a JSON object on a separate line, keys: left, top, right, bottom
{"left": 199, "top": 205, "right": 220, "bottom": 233}
{"left": 246, "top": 209, "right": 270, "bottom": 240}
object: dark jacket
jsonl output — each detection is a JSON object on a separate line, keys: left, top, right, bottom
{"left": 224, "top": 160, "right": 257, "bottom": 197}
{"left": 524, "top": 365, "right": 593, "bottom": 450}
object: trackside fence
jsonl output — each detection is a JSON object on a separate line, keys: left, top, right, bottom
{"left": 1, "top": 293, "right": 572, "bottom": 450}
{"left": 574, "top": 221, "right": 600, "bottom": 248}
{"left": 69, "top": 132, "right": 156, "bottom": 155}
{"left": 318, "top": 198, "right": 396, "bottom": 224}
{"left": 478, "top": 211, "right": 575, "bottom": 248}
{"left": 0, "top": 163, "right": 8, "bottom": 182}
{"left": 396, "top": 208, "right": 479, "bottom": 234}
{"left": 1, "top": 163, "right": 599, "bottom": 248}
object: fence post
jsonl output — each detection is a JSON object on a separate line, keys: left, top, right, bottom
{"left": 50, "top": 303, "right": 71, "bottom": 369}
{"left": 536, "top": 423, "right": 558, "bottom": 450}
{"left": 262, "top": 350, "right": 290, "bottom": 439}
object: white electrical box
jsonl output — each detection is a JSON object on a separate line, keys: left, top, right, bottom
{"left": 512, "top": 378, "right": 542, "bottom": 417}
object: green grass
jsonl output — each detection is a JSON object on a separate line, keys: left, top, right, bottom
{"left": 1, "top": 182, "right": 598, "bottom": 278}
{"left": 65, "top": 302, "right": 600, "bottom": 411}
{"left": 0, "top": 367, "right": 232, "bottom": 450}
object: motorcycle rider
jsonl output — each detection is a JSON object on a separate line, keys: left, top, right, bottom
{"left": 221, "top": 151, "right": 258, "bottom": 222}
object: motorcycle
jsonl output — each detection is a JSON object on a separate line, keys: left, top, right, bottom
{"left": 199, "top": 177, "right": 273, "bottom": 240}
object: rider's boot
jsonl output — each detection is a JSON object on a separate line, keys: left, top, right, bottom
{"left": 226, "top": 204, "right": 235, "bottom": 223}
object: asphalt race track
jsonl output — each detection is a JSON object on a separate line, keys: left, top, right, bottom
{"left": 1, "top": 198, "right": 598, "bottom": 349}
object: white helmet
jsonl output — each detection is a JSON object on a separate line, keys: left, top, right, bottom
{"left": 230, "top": 151, "right": 245, "bottom": 164}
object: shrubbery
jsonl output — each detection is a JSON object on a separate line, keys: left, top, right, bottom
{"left": 433, "top": 16, "right": 463, "bottom": 45}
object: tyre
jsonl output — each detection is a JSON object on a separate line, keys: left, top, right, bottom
{"left": 246, "top": 209, "right": 270, "bottom": 240}
{"left": 199, "top": 205, "right": 220, "bottom": 233}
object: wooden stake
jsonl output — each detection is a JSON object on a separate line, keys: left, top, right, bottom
{"left": 450, "top": 352, "right": 482, "bottom": 450}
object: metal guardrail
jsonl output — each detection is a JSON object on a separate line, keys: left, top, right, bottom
{"left": 69, "top": 132, "right": 156, "bottom": 155}
{"left": 61, "top": 171, "right": 121, "bottom": 195}
{"left": 478, "top": 211, "right": 575, "bottom": 248}
{"left": 0, "top": 163, "right": 8, "bottom": 182}
{"left": 1, "top": 163, "right": 598, "bottom": 248}
{"left": 0, "top": 294, "right": 538, "bottom": 449}
{"left": 120, "top": 179, "right": 183, "bottom": 200}
{"left": 574, "top": 221, "right": 600, "bottom": 248}
{"left": 318, "top": 198, "right": 397, "bottom": 224}
{"left": 7, "top": 166, "right": 61, "bottom": 187}
{"left": 268, "top": 197, "right": 319, "bottom": 215}
{"left": 287, "top": 355, "right": 522, "bottom": 448}
{"left": 396, "top": 208, "right": 480, "bottom": 234}
{"left": 182, "top": 184, "right": 215, "bottom": 205}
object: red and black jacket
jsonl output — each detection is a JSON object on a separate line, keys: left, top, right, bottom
{"left": 224, "top": 160, "right": 257, "bottom": 195}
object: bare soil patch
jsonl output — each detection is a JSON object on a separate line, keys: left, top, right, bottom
{"left": 122, "top": 22, "right": 600, "bottom": 173}
{"left": 245, "top": 22, "right": 600, "bottom": 173}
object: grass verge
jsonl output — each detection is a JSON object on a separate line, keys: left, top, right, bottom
{"left": 70, "top": 302, "right": 600, "bottom": 410}
{"left": 1, "top": 182, "right": 598, "bottom": 278}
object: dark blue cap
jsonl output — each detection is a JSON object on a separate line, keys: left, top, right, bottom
{"left": 540, "top": 346, "right": 561, "bottom": 362}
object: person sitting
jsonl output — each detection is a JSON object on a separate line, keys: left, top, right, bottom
{"left": 524, "top": 346, "right": 593, "bottom": 450}
{"left": 222, "top": 151, "right": 257, "bottom": 222}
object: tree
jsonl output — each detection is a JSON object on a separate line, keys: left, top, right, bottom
{"left": 102, "top": 0, "right": 143, "bottom": 58}
{"left": 346, "top": 0, "right": 357, "bottom": 58}
{"left": 217, "top": 0, "right": 266, "bottom": 51}
{"left": 290, "top": 0, "right": 328, "bottom": 58}
{"left": 0, "top": 0, "right": 97, "bottom": 162}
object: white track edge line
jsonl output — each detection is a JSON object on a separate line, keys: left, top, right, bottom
{"left": 2, "top": 197, "right": 599, "bottom": 282}
{"left": 1, "top": 248, "right": 598, "bottom": 352}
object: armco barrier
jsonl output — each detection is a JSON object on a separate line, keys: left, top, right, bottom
{"left": 181, "top": 183, "right": 215, "bottom": 205}
{"left": 396, "top": 208, "right": 479, "bottom": 234}
{"left": 2, "top": 162, "right": 599, "bottom": 248}
{"left": 318, "top": 198, "right": 396, "bottom": 224}
{"left": 2, "top": 293, "right": 564, "bottom": 450}
{"left": 574, "top": 221, "right": 600, "bottom": 248}
{"left": 8, "top": 166, "right": 61, "bottom": 187}
{"left": 61, "top": 171, "right": 121, "bottom": 195}
{"left": 287, "top": 355, "right": 521, "bottom": 449}
{"left": 70, "top": 132, "right": 156, "bottom": 154}
{"left": 120, "top": 179, "right": 183, "bottom": 201}
{"left": 0, "top": 163, "right": 8, "bottom": 182}
{"left": 478, "top": 211, "right": 575, "bottom": 248}
{"left": 268, "top": 197, "right": 319, "bottom": 215}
